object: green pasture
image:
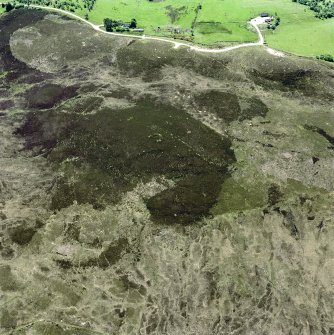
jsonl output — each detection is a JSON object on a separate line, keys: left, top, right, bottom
{"left": 80, "top": 0, "right": 334, "bottom": 56}
{"left": 9, "top": 0, "right": 334, "bottom": 56}
{"left": 77, "top": 0, "right": 198, "bottom": 36}
{"left": 265, "top": 10, "right": 334, "bottom": 56}
{"left": 196, "top": 0, "right": 334, "bottom": 55}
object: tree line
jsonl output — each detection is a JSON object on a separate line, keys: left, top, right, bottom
{"left": 10, "top": 0, "right": 96, "bottom": 15}
{"left": 1, "top": 2, "right": 25, "bottom": 11}
{"left": 292, "top": 0, "right": 334, "bottom": 18}
{"left": 316, "top": 54, "right": 334, "bottom": 62}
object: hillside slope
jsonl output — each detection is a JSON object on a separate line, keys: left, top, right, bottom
{"left": 0, "top": 9, "right": 333, "bottom": 335}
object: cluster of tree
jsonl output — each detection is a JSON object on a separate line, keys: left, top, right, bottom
{"left": 104, "top": 18, "right": 137, "bottom": 32}
{"left": 4, "top": 2, "right": 13, "bottom": 11}
{"left": 267, "top": 16, "right": 281, "bottom": 31}
{"left": 3, "top": 0, "right": 94, "bottom": 18}
{"left": 82, "top": 0, "right": 95, "bottom": 11}
{"left": 292, "top": 0, "right": 334, "bottom": 18}
{"left": 17, "top": 0, "right": 87, "bottom": 13}
{"left": 1, "top": 2, "right": 24, "bottom": 11}
{"left": 53, "top": 0, "right": 81, "bottom": 12}
{"left": 316, "top": 54, "right": 334, "bottom": 62}
{"left": 2, "top": 2, "right": 13, "bottom": 11}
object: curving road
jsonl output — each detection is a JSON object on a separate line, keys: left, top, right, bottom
{"left": 14, "top": 5, "right": 275, "bottom": 54}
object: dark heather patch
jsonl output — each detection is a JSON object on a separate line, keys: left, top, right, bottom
{"left": 78, "top": 83, "right": 101, "bottom": 94}
{"left": 281, "top": 209, "right": 299, "bottom": 238}
{"left": 116, "top": 44, "right": 231, "bottom": 81}
{"left": 14, "top": 112, "right": 59, "bottom": 151}
{"left": 194, "top": 91, "right": 268, "bottom": 123}
{"left": 7, "top": 219, "right": 38, "bottom": 245}
{"left": 16, "top": 99, "right": 235, "bottom": 221}
{"left": 98, "top": 238, "right": 129, "bottom": 268}
{"left": 0, "top": 265, "right": 19, "bottom": 291}
{"left": 8, "top": 225, "right": 36, "bottom": 245}
{"left": 17, "top": 71, "right": 52, "bottom": 84}
{"left": 267, "top": 184, "right": 283, "bottom": 207}
{"left": 50, "top": 167, "right": 118, "bottom": 211}
{"left": 240, "top": 97, "right": 269, "bottom": 121}
{"left": 119, "top": 275, "right": 147, "bottom": 294}
{"left": 0, "top": 89, "right": 9, "bottom": 97}
{"left": 304, "top": 124, "right": 334, "bottom": 148}
{"left": 24, "top": 83, "right": 78, "bottom": 109}
{"left": 146, "top": 173, "right": 225, "bottom": 224}
{"left": 247, "top": 67, "right": 333, "bottom": 98}
{"left": 194, "top": 90, "right": 241, "bottom": 123}
{"left": 312, "top": 157, "right": 319, "bottom": 164}
{"left": 30, "top": 323, "right": 96, "bottom": 335}
{"left": 0, "top": 100, "right": 14, "bottom": 110}
{"left": 249, "top": 68, "right": 312, "bottom": 88}
{"left": 55, "top": 238, "right": 130, "bottom": 269}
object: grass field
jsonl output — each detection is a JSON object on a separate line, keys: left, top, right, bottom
{"left": 74, "top": 0, "right": 198, "bottom": 41}
{"left": 80, "top": 0, "right": 334, "bottom": 56}
{"left": 265, "top": 10, "right": 334, "bottom": 56}
{"left": 196, "top": 0, "right": 334, "bottom": 55}
{"left": 14, "top": 0, "right": 334, "bottom": 56}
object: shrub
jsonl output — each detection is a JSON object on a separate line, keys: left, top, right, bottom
{"left": 316, "top": 54, "right": 334, "bottom": 62}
